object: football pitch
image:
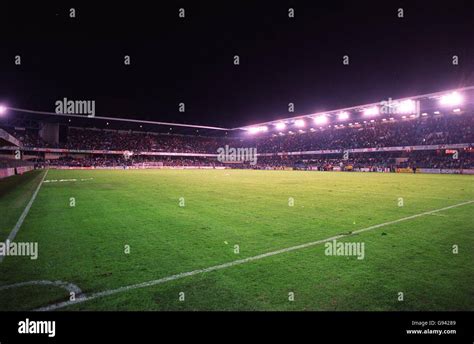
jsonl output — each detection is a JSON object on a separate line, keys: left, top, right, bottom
{"left": 0, "top": 169, "right": 473, "bottom": 311}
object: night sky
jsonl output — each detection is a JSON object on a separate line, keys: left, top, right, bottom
{"left": 1, "top": 1, "right": 473, "bottom": 128}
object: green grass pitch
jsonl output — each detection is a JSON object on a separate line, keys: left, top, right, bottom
{"left": 0, "top": 169, "right": 473, "bottom": 311}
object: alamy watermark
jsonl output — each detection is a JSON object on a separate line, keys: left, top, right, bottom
{"left": 18, "top": 318, "right": 55, "bottom": 338}
{"left": 379, "top": 98, "right": 420, "bottom": 116}
{"left": 217, "top": 145, "right": 257, "bottom": 165}
{"left": 55, "top": 97, "right": 95, "bottom": 117}
{"left": 324, "top": 239, "right": 365, "bottom": 260}
{"left": 0, "top": 240, "right": 38, "bottom": 260}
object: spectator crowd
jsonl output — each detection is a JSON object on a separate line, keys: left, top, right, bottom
{"left": 1, "top": 113, "right": 473, "bottom": 170}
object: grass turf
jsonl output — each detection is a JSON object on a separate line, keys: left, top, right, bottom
{"left": 0, "top": 169, "right": 473, "bottom": 311}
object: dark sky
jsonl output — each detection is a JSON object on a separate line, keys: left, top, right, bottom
{"left": 1, "top": 1, "right": 473, "bottom": 128}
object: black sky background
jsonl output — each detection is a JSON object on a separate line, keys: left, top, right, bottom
{"left": 1, "top": 1, "right": 473, "bottom": 128}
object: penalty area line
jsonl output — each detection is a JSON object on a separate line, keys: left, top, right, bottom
{"left": 35, "top": 199, "right": 474, "bottom": 311}
{"left": 0, "top": 169, "right": 48, "bottom": 263}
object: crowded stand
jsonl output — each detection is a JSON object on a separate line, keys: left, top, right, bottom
{"left": 1, "top": 100, "right": 473, "bottom": 173}
{"left": 63, "top": 128, "right": 229, "bottom": 153}
{"left": 250, "top": 115, "right": 473, "bottom": 153}
{"left": 2, "top": 113, "right": 472, "bottom": 154}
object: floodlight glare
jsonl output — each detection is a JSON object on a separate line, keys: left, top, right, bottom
{"left": 0, "top": 105, "right": 7, "bottom": 115}
{"left": 248, "top": 126, "right": 268, "bottom": 134}
{"left": 313, "top": 115, "right": 328, "bottom": 125}
{"left": 337, "top": 111, "right": 349, "bottom": 121}
{"left": 397, "top": 100, "right": 416, "bottom": 114}
{"left": 294, "top": 119, "right": 305, "bottom": 127}
{"left": 363, "top": 106, "right": 379, "bottom": 116}
{"left": 439, "top": 92, "right": 463, "bottom": 107}
{"left": 275, "top": 122, "right": 286, "bottom": 130}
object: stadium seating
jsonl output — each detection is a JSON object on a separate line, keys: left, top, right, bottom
{"left": 1, "top": 113, "right": 473, "bottom": 170}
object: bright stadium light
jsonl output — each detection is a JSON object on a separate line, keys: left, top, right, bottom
{"left": 397, "top": 99, "right": 416, "bottom": 114}
{"left": 363, "top": 106, "right": 379, "bottom": 116}
{"left": 248, "top": 126, "right": 268, "bottom": 134}
{"left": 439, "top": 92, "right": 463, "bottom": 107}
{"left": 337, "top": 111, "right": 349, "bottom": 121}
{"left": 313, "top": 115, "right": 328, "bottom": 125}
{"left": 275, "top": 122, "right": 286, "bottom": 130}
{"left": 294, "top": 119, "right": 305, "bottom": 127}
{"left": 0, "top": 105, "right": 7, "bottom": 115}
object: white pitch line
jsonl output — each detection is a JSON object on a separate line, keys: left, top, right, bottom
{"left": 35, "top": 199, "right": 474, "bottom": 311}
{"left": 310, "top": 186, "right": 469, "bottom": 202}
{"left": 43, "top": 178, "right": 93, "bottom": 183}
{"left": 0, "top": 280, "right": 82, "bottom": 295}
{"left": 0, "top": 170, "right": 48, "bottom": 263}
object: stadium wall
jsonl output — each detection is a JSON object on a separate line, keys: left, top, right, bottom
{"left": 417, "top": 168, "right": 474, "bottom": 175}
{"left": 0, "top": 166, "right": 35, "bottom": 179}
{"left": 0, "top": 168, "right": 16, "bottom": 179}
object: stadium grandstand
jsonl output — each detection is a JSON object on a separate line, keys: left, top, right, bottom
{"left": 0, "top": 86, "right": 473, "bottom": 175}
{"left": 0, "top": 127, "right": 35, "bottom": 178}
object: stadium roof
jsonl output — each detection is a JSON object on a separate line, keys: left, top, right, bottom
{"left": 1, "top": 86, "right": 473, "bottom": 136}
{"left": 0, "top": 128, "right": 21, "bottom": 147}
{"left": 237, "top": 86, "right": 474, "bottom": 133}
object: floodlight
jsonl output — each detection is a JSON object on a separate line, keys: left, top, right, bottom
{"left": 294, "top": 119, "right": 305, "bottom": 127}
{"left": 275, "top": 122, "right": 286, "bottom": 130}
{"left": 313, "top": 115, "right": 327, "bottom": 125}
{"left": 397, "top": 100, "right": 416, "bottom": 114}
{"left": 363, "top": 106, "right": 379, "bottom": 116}
{"left": 439, "top": 92, "right": 463, "bottom": 107}
{"left": 248, "top": 126, "right": 268, "bottom": 134}
{"left": 337, "top": 111, "right": 349, "bottom": 121}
